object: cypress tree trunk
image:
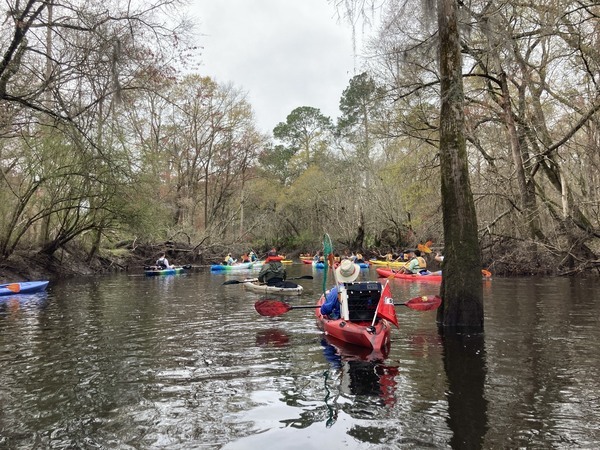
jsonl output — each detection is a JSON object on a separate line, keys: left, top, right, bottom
{"left": 436, "top": 0, "right": 483, "bottom": 330}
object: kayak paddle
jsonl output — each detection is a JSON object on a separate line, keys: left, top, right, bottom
{"left": 400, "top": 295, "right": 442, "bottom": 311}
{"left": 222, "top": 275, "right": 313, "bottom": 286}
{"left": 254, "top": 300, "right": 319, "bottom": 316}
{"left": 254, "top": 294, "right": 442, "bottom": 317}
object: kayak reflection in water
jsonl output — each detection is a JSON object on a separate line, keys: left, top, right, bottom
{"left": 320, "top": 337, "right": 399, "bottom": 427}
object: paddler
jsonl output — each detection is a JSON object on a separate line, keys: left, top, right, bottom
{"left": 258, "top": 250, "right": 290, "bottom": 287}
{"left": 320, "top": 259, "right": 360, "bottom": 319}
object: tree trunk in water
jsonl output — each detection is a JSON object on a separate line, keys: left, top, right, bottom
{"left": 441, "top": 330, "right": 488, "bottom": 447}
{"left": 436, "top": 0, "right": 483, "bottom": 330}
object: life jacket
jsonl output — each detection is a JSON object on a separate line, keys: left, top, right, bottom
{"left": 408, "top": 256, "right": 427, "bottom": 274}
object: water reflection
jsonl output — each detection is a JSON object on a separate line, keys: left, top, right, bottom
{"left": 441, "top": 330, "right": 488, "bottom": 450}
{"left": 0, "top": 292, "right": 49, "bottom": 318}
{"left": 1, "top": 272, "right": 599, "bottom": 448}
{"left": 255, "top": 328, "right": 290, "bottom": 347}
{"left": 320, "top": 336, "right": 399, "bottom": 427}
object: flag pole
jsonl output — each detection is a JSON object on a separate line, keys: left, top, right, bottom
{"left": 371, "top": 280, "right": 388, "bottom": 327}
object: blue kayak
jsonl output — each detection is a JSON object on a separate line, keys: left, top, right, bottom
{"left": 144, "top": 266, "right": 187, "bottom": 276}
{"left": 210, "top": 262, "right": 254, "bottom": 271}
{"left": 0, "top": 280, "right": 49, "bottom": 296}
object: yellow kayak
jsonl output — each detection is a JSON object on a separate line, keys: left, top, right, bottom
{"left": 368, "top": 259, "right": 408, "bottom": 268}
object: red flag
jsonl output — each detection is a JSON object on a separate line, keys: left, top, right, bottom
{"left": 376, "top": 281, "right": 399, "bottom": 327}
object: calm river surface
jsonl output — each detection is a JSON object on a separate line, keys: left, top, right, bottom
{"left": 1, "top": 265, "right": 599, "bottom": 449}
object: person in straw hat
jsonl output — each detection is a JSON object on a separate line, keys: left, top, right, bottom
{"left": 320, "top": 259, "right": 361, "bottom": 319}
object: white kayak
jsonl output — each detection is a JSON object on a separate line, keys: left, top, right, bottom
{"left": 242, "top": 280, "right": 303, "bottom": 295}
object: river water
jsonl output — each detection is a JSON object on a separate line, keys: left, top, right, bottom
{"left": 0, "top": 265, "right": 599, "bottom": 449}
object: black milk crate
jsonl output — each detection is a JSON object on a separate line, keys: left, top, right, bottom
{"left": 343, "top": 281, "right": 382, "bottom": 321}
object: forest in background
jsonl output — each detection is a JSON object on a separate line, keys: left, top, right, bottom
{"left": 1, "top": 0, "right": 599, "bottom": 279}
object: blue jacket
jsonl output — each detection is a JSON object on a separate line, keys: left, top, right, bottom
{"left": 320, "top": 285, "right": 341, "bottom": 318}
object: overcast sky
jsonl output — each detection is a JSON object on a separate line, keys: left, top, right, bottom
{"left": 189, "top": 0, "right": 359, "bottom": 134}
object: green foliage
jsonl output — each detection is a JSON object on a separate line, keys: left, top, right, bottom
{"left": 337, "top": 72, "right": 384, "bottom": 132}
{"left": 273, "top": 106, "right": 332, "bottom": 144}
{"left": 257, "top": 143, "right": 296, "bottom": 185}
{"left": 273, "top": 106, "right": 333, "bottom": 170}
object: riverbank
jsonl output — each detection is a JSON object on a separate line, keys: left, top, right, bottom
{"left": 0, "top": 242, "right": 252, "bottom": 283}
{"left": 0, "top": 251, "right": 106, "bottom": 284}
{"left": 1, "top": 241, "right": 595, "bottom": 284}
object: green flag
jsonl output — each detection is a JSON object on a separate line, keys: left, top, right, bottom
{"left": 323, "top": 233, "right": 333, "bottom": 293}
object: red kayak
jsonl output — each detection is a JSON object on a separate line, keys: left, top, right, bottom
{"left": 315, "top": 294, "right": 392, "bottom": 351}
{"left": 376, "top": 268, "right": 442, "bottom": 282}
{"left": 254, "top": 285, "right": 441, "bottom": 352}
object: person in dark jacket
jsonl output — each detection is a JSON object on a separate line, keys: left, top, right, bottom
{"left": 258, "top": 250, "right": 287, "bottom": 286}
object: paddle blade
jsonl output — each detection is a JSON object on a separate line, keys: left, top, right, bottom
{"left": 418, "top": 242, "right": 433, "bottom": 253}
{"left": 254, "top": 300, "right": 293, "bottom": 317}
{"left": 402, "top": 295, "right": 442, "bottom": 311}
{"left": 223, "top": 278, "right": 258, "bottom": 286}
{"left": 6, "top": 283, "right": 21, "bottom": 293}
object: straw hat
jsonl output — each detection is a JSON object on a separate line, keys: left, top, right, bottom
{"left": 335, "top": 259, "right": 360, "bottom": 283}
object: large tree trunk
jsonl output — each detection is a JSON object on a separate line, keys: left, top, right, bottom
{"left": 436, "top": 0, "right": 483, "bottom": 330}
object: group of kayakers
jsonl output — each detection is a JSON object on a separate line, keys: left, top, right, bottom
{"left": 303, "top": 247, "right": 438, "bottom": 272}
{"left": 222, "top": 250, "right": 260, "bottom": 265}
{"left": 392, "top": 249, "right": 445, "bottom": 275}
{"left": 236, "top": 251, "right": 259, "bottom": 264}
{"left": 308, "top": 250, "right": 365, "bottom": 264}
{"left": 152, "top": 244, "right": 443, "bottom": 286}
